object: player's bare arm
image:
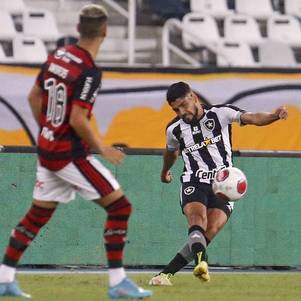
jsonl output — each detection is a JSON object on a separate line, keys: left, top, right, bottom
{"left": 161, "top": 148, "right": 179, "bottom": 183}
{"left": 241, "top": 106, "right": 288, "bottom": 126}
{"left": 28, "top": 84, "right": 43, "bottom": 124}
{"left": 69, "top": 104, "right": 124, "bottom": 165}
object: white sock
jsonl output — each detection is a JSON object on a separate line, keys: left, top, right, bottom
{"left": 108, "top": 267, "right": 126, "bottom": 287}
{"left": 0, "top": 264, "right": 16, "bottom": 283}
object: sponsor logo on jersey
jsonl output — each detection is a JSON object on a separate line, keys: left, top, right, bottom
{"left": 204, "top": 119, "right": 215, "bottom": 131}
{"left": 80, "top": 77, "right": 93, "bottom": 100}
{"left": 183, "top": 134, "right": 222, "bottom": 154}
{"left": 184, "top": 186, "right": 195, "bottom": 195}
{"left": 54, "top": 49, "right": 83, "bottom": 64}
{"left": 192, "top": 126, "right": 201, "bottom": 135}
{"left": 195, "top": 166, "right": 226, "bottom": 180}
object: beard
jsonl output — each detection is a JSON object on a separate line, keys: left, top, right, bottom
{"left": 182, "top": 106, "right": 199, "bottom": 124}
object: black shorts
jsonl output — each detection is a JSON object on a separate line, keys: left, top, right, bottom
{"left": 180, "top": 182, "right": 234, "bottom": 219}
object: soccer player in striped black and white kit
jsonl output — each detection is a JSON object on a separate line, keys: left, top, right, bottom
{"left": 150, "top": 81, "right": 288, "bottom": 286}
{"left": 0, "top": 4, "right": 151, "bottom": 299}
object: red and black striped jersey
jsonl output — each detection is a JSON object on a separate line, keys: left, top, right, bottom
{"left": 35, "top": 44, "right": 102, "bottom": 171}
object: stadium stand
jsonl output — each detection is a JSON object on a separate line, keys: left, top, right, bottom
{"left": 0, "top": 11, "right": 17, "bottom": 39}
{"left": 11, "top": 35, "right": 48, "bottom": 64}
{"left": 23, "top": 9, "right": 60, "bottom": 42}
{"left": 216, "top": 41, "right": 258, "bottom": 67}
{"left": 190, "top": 0, "right": 234, "bottom": 19}
{"left": 284, "top": 0, "right": 301, "bottom": 18}
{"left": 267, "top": 14, "right": 301, "bottom": 47}
{"left": 0, "top": 0, "right": 301, "bottom": 67}
{"left": 1, "top": 0, "right": 26, "bottom": 15}
{"left": 148, "top": 0, "right": 189, "bottom": 20}
{"left": 224, "top": 14, "right": 264, "bottom": 46}
{"left": 0, "top": 45, "right": 9, "bottom": 61}
{"left": 182, "top": 12, "right": 222, "bottom": 49}
{"left": 258, "top": 40, "right": 300, "bottom": 67}
{"left": 235, "top": 0, "right": 279, "bottom": 20}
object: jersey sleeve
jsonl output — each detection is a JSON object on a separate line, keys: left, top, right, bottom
{"left": 166, "top": 125, "right": 179, "bottom": 151}
{"left": 73, "top": 68, "right": 101, "bottom": 109}
{"left": 221, "top": 105, "right": 246, "bottom": 125}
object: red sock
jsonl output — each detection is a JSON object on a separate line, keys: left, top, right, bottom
{"left": 104, "top": 196, "right": 132, "bottom": 268}
{"left": 3, "top": 205, "right": 55, "bottom": 267}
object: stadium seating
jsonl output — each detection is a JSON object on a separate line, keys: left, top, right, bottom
{"left": 216, "top": 41, "right": 258, "bottom": 67}
{"left": 267, "top": 15, "right": 301, "bottom": 47}
{"left": 235, "top": 0, "right": 279, "bottom": 20}
{"left": 258, "top": 41, "right": 299, "bottom": 67}
{"left": 0, "top": 44, "right": 10, "bottom": 62}
{"left": 182, "top": 12, "right": 221, "bottom": 49}
{"left": 12, "top": 35, "right": 48, "bottom": 64}
{"left": 189, "top": 0, "right": 234, "bottom": 19}
{"left": 23, "top": 9, "right": 60, "bottom": 42}
{"left": 284, "top": 0, "right": 301, "bottom": 18}
{"left": 1, "top": 0, "right": 26, "bottom": 15}
{"left": 224, "top": 14, "right": 263, "bottom": 46}
{"left": 0, "top": 11, "right": 17, "bottom": 39}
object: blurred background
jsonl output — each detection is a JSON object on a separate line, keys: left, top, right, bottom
{"left": 0, "top": 0, "right": 300, "bottom": 150}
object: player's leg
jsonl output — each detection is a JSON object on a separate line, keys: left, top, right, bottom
{"left": 0, "top": 163, "right": 76, "bottom": 298}
{"left": 67, "top": 156, "right": 152, "bottom": 299}
{"left": 183, "top": 202, "right": 210, "bottom": 282}
{"left": 150, "top": 183, "right": 210, "bottom": 285}
{"left": 149, "top": 242, "right": 193, "bottom": 286}
{"left": 206, "top": 189, "right": 233, "bottom": 241}
{"left": 206, "top": 208, "right": 229, "bottom": 240}
{"left": 150, "top": 203, "right": 232, "bottom": 286}
{"left": 0, "top": 200, "right": 57, "bottom": 298}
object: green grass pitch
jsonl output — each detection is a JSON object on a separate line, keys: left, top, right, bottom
{"left": 2, "top": 272, "right": 301, "bottom": 301}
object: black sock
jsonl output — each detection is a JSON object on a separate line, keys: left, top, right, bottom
{"left": 188, "top": 225, "right": 207, "bottom": 265}
{"left": 162, "top": 253, "right": 188, "bottom": 275}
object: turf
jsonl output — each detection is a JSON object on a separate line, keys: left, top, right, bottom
{"left": 2, "top": 272, "right": 301, "bottom": 301}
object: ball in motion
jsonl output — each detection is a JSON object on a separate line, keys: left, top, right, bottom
{"left": 212, "top": 167, "right": 247, "bottom": 201}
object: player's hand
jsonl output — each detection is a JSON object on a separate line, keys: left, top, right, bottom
{"left": 274, "top": 106, "right": 288, "bottom": 120}
{"left": 101, "top": 146, "right": 125, "bottom": 165}
{"left": 161, "top": 170, "right": 173, "bottom": 183}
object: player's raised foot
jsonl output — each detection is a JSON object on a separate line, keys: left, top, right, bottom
{"left": 149, "top": 273, "right": 173, "bottom": 286}
{"left": 193, "top": 261, "right": 210, "bottom": 282}
{"left": 0, "top": 281, "right": 31, "bottom": 298}
{"left": 108, "top": 277, "right": 152, "bottom": 299}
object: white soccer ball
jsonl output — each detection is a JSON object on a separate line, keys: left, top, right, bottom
{"left": 212, "top": 167, "right": 248, "bottom": 202}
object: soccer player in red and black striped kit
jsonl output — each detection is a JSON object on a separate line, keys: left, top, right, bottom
{"left": 0, "top": 4, "right": 151, "bottom": 299}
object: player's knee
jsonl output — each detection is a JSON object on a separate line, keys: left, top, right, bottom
{"left": 188, "top": 212, "right": 207, "bottom": 227}
{"left": 206, "top": 223, "right": 224, "bottom": 238}
{"left": 105, "top": 195, "right": 132, "bottom": 217}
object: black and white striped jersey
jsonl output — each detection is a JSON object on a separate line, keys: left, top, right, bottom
{"left": 166, "top": 104, "right": 246, "bottom": 184}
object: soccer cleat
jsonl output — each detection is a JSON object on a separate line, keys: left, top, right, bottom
{"left": 108, "top": 277, "right": 152, "bottom": 299}
{"left": 193, "top": 261, "right": 210, "bottom": 282}
{"left": 148, "top": 273, "right": 173, "bottom": 286}
{"left": 0, "top": 281, "right": 31, "bottom": 298}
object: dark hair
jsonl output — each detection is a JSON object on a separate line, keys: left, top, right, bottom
{"left": 78, "top": 4, "right": 108, "bottom": 39}
{"left": 166, "top": 81, "right": 191, "bottom": 103}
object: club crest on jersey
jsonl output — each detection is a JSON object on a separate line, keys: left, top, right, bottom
{"left": 204, "top": 119, "right": 215, "bottom": 131}
{"left": 184, "top": 186, "right": 195, "bottom": 195}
